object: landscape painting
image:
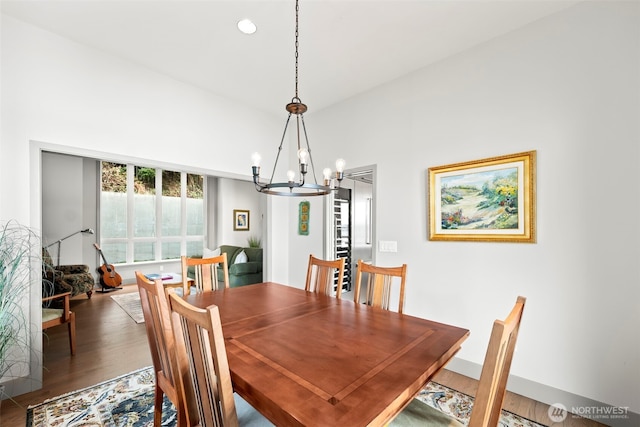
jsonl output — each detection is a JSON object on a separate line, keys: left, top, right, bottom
{"left": 428, "top": 151, "right": 536, "bottom": 243}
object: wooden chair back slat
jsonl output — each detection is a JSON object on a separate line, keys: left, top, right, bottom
{"left": 305, "top": 255, "right": 345, "bottom": 298}
{"left": 468, "top": 296, "right": 526, "bottom": 427}
{"left": 181, "top": 254, "right": 230, "bottom": 296}
{"left": 168, "top": 292, "right": 239, "bottom": 427}
{"left": 354, "top": 260, "right": 407, "bottom": 313}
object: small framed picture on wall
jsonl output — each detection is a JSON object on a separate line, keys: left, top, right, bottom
{"left": 233, "top": 209, "right": 250, "bottom": 231}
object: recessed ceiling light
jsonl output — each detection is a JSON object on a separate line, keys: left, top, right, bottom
{"left": 237, "top": 19, "right": 257, "bottom": 35}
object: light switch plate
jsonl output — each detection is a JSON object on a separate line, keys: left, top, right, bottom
{"left": 379, "top": 240, "right": 398, "bottom": 253}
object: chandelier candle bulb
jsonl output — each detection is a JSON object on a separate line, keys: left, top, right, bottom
{"left": 298, "top": 148, "right": 309, "bottom": 175}
{"left": 287, "top": 170, "right": 296, "bottom": 183}
{"left": 252, "top": 152, "right": 262, "bottom": 167}
{"left": 335, "top": 158, "right": 346, "bottom": 181}
{"left": 298, "top": 148, "right": 309, "bottom": 164}
{"left": 251, "top": 152, "right": 261, "bottom": 177}
{"left": 323, "top": 168, "right": 332, "bottom": 186}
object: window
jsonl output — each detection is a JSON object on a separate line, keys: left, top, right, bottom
{"left": 100, "top": 162, "right": 204, "bottom": 264}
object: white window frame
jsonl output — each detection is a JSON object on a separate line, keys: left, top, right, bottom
{"left": 99, "top": 162, "right": 206, "bottom": 265}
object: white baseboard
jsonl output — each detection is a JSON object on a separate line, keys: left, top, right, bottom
{"left": 447, "top": 357, "right": 639, "bottom": 427}
{"left": 0, "top": 374, "right": 42, "bottom": 399}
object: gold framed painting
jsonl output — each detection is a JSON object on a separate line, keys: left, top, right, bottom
{"left": 233, "top": 209, "right": 250, "bottom": 231}
{"left": 428, "top": 151, "right": 536, "bottom": 243}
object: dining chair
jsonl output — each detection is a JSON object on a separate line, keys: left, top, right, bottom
{"left": 304, "top": 255, "right": 346, "bottom": 298}
{"left": 167, "top": 291, "right": 272, "bottom": 426}
{"left": 354, "top": 259, "right": 407, "bottom": 313}
{"left": 181, "top": 253, "right": 230, "bottom": 296}
{"left": 42, "top": 291, "right": 76, "bottom": 355}
{"left": 136, "top": 271, "right": 191, "bottom": 427}
{"left": 389, "top": 296, "right": 527, "bottom": 427}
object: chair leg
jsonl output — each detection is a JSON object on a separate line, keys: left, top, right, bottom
{"left": 154, "top": 386, "right": 164, "bottom": 426}
{"left": 68, "top": 312, "right": 76, "bottom": 355}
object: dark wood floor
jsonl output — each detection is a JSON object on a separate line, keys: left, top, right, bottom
{"left": 1, "top": 285, "right": 604, "bottom": 426}
{"left": 0, "top": 285, "right": 150, "bottom": 426}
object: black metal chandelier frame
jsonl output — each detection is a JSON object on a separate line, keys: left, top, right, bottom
{"left": 252, "top": 0, "right": 344, "bottom": 197}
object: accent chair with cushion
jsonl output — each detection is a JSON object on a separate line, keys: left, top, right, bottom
{"left": 42, "top": 247, "right": 95, "bottom": 299}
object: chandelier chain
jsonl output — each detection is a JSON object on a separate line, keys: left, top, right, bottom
{"left": 294, "top": 0, "right": 299, "bottom": 100}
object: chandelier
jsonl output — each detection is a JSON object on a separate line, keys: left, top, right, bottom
{"left": 251, "top": 0, "right": 345, "bottom": 196}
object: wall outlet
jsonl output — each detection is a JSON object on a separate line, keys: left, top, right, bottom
{"left": 378, "top": 240, "right": 398, "bottom": 253}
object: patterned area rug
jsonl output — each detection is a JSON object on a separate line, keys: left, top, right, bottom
{"left": 415, "top": 382, "right": 547, "bottom": 427}
{"left": 110, "top": 292, "right": 145, "bottom": 323}
{"left": 26, "top": 367, "right": 547, "bottom": 427}
{"left": 27, "top": 367, "right": 173, "bottom": 426}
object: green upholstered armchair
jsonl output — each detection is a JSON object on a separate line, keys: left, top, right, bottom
{"left": 188, "top": 245, "right": 263, "bottom": 288}
{"left": 218, "top": 245, "right": 263, "bottom": 287}
{"left": 42, "top": 247, "right": 94, "bottom": 299}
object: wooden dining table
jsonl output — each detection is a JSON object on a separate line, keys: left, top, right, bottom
{"left": 183, "top": 282, "right": 469, "bottom": 427}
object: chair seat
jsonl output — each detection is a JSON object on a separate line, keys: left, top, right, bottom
{"left": 42, "top": 308, "right": 64, "bottom": 323}
{"left": 389, "top": 399, "right": 464, "bottom": 427}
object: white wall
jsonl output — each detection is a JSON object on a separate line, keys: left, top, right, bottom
{"left": 1, "top": 13, "right": 281, "bottom": 221}
{"left": 42, "top": 152, "right": 97, "bottom": 270}
{"left": 262, "top": 196, "right": 289, "bottom": 284}
{"left": 0, "top": 14, "right": 285, "bottom": 393}
{"left": 215, "top": 178, "right": 265, "bottom": 248}
{"left": 41, "top": 152, "right": 100, "bottom": 292}
{"left": 290, "top": 0, "right": 639, "bottom": 416}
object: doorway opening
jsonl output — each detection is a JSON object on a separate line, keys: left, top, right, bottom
{"left": 325, "top": 166, "right": 375, "bottom": 293}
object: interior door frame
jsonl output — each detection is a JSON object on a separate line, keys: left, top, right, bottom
{"left": 324, "top": 164, "right": 376, "bottom": 280}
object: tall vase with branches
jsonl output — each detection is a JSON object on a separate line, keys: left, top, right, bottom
{"left": 0, "top": 220, "right": 39, "bottom": 397}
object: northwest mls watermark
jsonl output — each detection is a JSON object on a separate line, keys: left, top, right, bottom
{"left": 548, "top": 403, "right": 630, "bottom": 423}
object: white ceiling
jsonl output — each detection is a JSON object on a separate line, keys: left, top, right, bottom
{"left": 1, "top": 0, "right": 580, "bottom": 117}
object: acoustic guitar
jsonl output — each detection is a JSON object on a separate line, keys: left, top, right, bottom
{"left": 93, "top": 243, "right": 123, "bottom": 288}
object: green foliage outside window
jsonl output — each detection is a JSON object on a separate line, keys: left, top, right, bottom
{"left": 102, "top": 163, "right": 202, "bottom": 198}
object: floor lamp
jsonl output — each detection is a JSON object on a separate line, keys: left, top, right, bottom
{"left": 45, "top": 228, "right": 94, "bottom": 267}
